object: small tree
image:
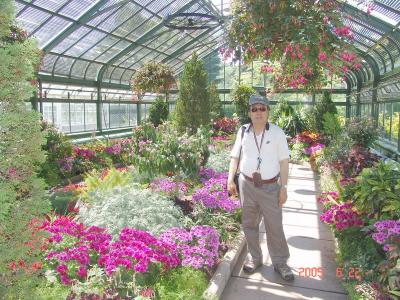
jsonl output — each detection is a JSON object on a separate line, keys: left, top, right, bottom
{"left": 0, "top": 0, "right": 49, "bottom": 297}
{"left": 208, "top": 82, "right": 224, "bottom": 121}
{"left": 130, "top": 61, "right": 175, "bottom": 101}
{"left": 313, "top": 91, "right": 337, "bottom": 132}
{"left": 174, "top": 53, "right": 210, "bottom": 134}
{"left": 231, "top": 84, "right": 255, "bottom": 124}
{"left": 149, "top": 96, "right": 169, "bottom": 127}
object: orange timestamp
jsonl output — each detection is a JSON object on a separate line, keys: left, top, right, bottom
{"left": 298, "top": 267, "right": 363, "bottom": 281}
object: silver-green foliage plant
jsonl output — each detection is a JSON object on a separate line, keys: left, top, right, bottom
{"left": 206, "top": 149, "right": 230, "bottom": 172}
{"left": 78, "top": 184, "right": 185, "bottom": 237}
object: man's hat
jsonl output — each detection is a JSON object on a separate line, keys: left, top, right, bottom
{"left": 249, "top": 94, "right": 270, "bottom": 106}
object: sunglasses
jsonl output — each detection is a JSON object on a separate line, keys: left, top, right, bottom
{"left": 250, "top": 106, "right": 267, "bottom": 112}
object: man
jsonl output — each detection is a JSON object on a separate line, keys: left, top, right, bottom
{"left": 227, "top": 94, "right": 294, "bottom": 281}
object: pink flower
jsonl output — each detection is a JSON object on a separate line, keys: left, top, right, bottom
{"left": 261, "top": 65, "right": 274, "bottom": 73}
{"left": 318, "top": 52, "right": 327, "bottom": 62}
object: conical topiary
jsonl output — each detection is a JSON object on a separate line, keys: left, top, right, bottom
{"left": 173, "top": 53, "right": 210, "bottom": 134}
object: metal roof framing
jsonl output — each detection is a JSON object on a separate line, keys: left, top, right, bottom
{"left": 13, "top": 0, "right": 400, "bottom": 91}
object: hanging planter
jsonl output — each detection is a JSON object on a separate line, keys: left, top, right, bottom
{"left": 130, "top": 61, "right": 175, "bottom": 101}
{"left": 225, "top": 0, "right": 372, "bottom": 92}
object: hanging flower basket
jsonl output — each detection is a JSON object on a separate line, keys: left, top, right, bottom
{"left": 225, "top": 0, "right": 372, "bottom": 91}
{"left": 130, "top": 61, "right": 175, "bottom": 100}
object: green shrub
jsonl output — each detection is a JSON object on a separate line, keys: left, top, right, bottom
{"left": 230, "top": 84, "right": 255, "bottom": 124}
{"left": 209, "top": 82, "right": 224, "bottom": 121}
{"left": 174, "top": 53, "right": 210, "bottom": 134}
{"left": 270, "top": 98, "right": 306, "bottom": 137}
{"left": 336, "top": 227, "right": 383, "bottom": 278}
{"left": 40, "top": 121, "right": 73, "bottom": 186}
{"left": 154, "top": 267, "right": 208, "bottom": 300}
{"left": 343, "top": 161, "right": 400, "bottom": 219}
{"left": 78, "top": 184, "right": 186, "bottom": 237}
{"left": 322, "top": 112, "right": 342, "bottom": 140}
{"left": 346, "top": 117, "right": 379, "bottom": 148}
{"left": 313, "top": 91, "right": 337, "bottom": 132}
{"left": 80, "top": 168, "right": 133, "bottom": 202}
{"left": 49, "top": 190, "right": 77, "bottom": 215}
{"left": 131, "top": 121, "right": 210, "bottom": 180}
{"left": 289, "top": 141, "right": 308, "bottom": 162}
{"left": 149, "top": 96, "right": 169, "bottom": 127}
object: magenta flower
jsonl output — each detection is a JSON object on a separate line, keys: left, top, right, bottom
{"left": 319, "top": 202, "right": 363, "bottom": 231}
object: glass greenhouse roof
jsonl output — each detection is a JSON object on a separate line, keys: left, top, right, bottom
{"left": 14, "top": 0, "right": 400, "bottom": 89}
{"left": 15, "top": 0, "right": 225, "bottom": 86}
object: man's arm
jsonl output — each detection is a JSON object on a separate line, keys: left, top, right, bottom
{"left": 278, "top": 158, "right": 289, "bottom": 207}
{"left": 227, "top": 157, "right": 239, "bottom": 196}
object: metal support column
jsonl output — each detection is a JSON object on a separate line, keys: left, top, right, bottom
{"left": 96, "top": 84, "right": 102, "bottom": 133}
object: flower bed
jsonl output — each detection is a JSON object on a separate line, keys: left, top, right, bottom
{"left": 312, "top": 145, "right": 399, "bottom": 299}
{"left": 25, "top": 126, "right": 241, "bottom": 299}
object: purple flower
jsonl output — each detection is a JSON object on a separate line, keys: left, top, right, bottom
{"left": 193, "top": 168, "right": 240, "bottom": 212}
{"left": 150, "top": 178, "right": 188, "bottom": 196}
{"left": 104, "top": 144, "right": 122, "bottom": 155}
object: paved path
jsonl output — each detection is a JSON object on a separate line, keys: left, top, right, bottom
{"left": 221, "top": 164, "right": 348, "bottom": 300}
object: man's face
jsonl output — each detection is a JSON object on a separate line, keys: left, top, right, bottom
{"left": 249, "top": 104, "right": 268, "bottom": 124}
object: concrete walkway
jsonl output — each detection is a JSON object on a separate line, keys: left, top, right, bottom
{"left": 221, "top": 163, "right": 348, "bottom": 300}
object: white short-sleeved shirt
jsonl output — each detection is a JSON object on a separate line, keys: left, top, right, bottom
{"left": 230, "top": 123, "right": 290, "bottom": 180}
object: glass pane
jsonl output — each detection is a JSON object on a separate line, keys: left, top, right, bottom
{"left": 252, "top": 61, "right": 264, "bottom": 88}
{"left": 85, "top": 103, "right": 97, "bottom": 131}
{"left": 119, "top": 104, "right": 129, "bottom": 127}
{"left": 109, "top": 104, "right": 120, "bottom": 128}
{"left": 42, "top": 102, "right": 53, "bottom": 123}
{"left": 70, "top": 103, "right": 85, "bottom": 132}
{"left": 224, "top": 63, "right": 238, "bottom": 89}
{"left": 384, "top": 103, "right": 392, "bottom": 140}
{"left": 60, "top": 103, "right": 71, "bottom": 133}
{"left": 239, "top": 63, "right": 252, "bottom": 86}
{"left": 129, "top": 104, "right": 137, "bottom": 126}
{"left": 101, "top": 103, "right": 110, "bottom": 129}
{"left": 392, "top": 107, "right": 399, "bottom": 144}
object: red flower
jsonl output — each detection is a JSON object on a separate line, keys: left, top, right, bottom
{"left": 8, "top": 261, "right": 17, "bottom": 271}
{"left": 166, "top": 171, "right": 174, "bottom": 177}
{"left": 31, "top": 261, "right": 42, "bottom": 271}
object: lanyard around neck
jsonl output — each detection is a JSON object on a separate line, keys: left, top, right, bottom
{"left": 253, "top": 128, "right": 266, "bottom": 171}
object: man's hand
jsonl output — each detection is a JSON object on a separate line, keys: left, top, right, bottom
{"left": 278, "top": 187, "right": 287, "bottom": 207}
{"left": 227, "top": 179, "right": 238, "bottom": 197}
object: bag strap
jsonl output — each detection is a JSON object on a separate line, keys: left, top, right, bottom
{"left": 235, "top": 125, "right": 247, "bottom": 174}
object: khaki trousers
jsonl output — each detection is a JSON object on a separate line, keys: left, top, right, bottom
{"left": 239, "top": 174, "right": 290, "bottom": 265}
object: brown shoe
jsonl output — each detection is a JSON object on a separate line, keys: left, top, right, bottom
{"left": 243, "top": 259, "right": 262, "bottom": 274}
{"left": 274, "top": 263, "right": 294, "bottom": 281}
